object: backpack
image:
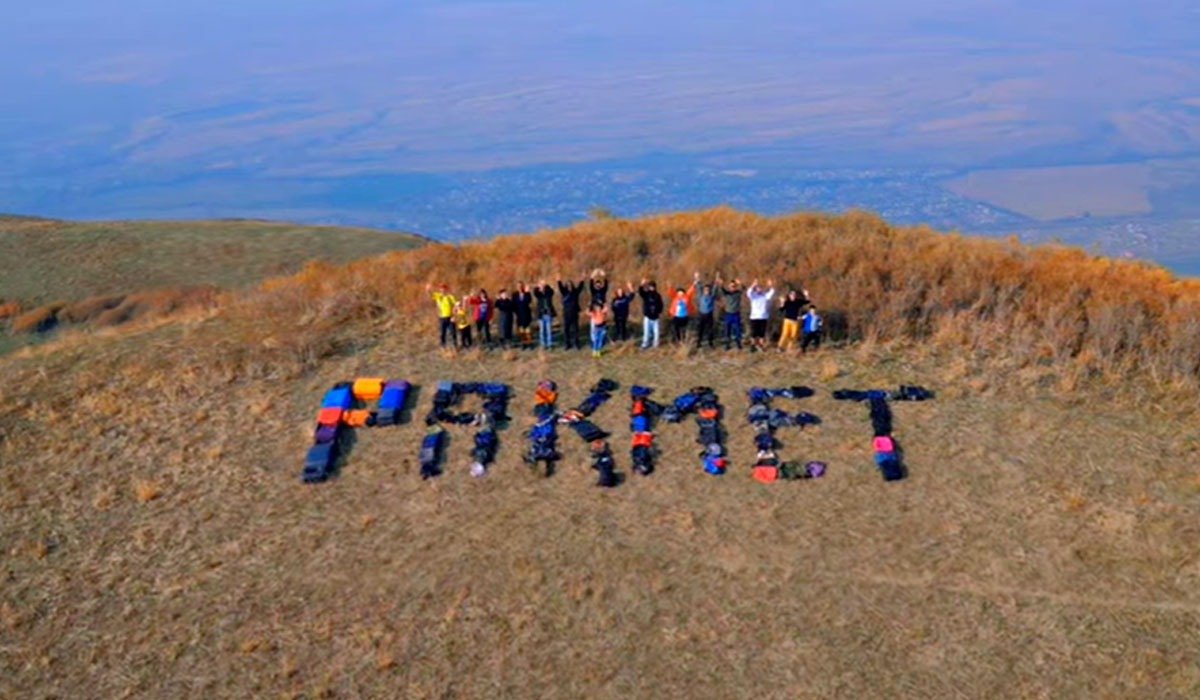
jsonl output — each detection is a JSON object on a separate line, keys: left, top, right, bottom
{"left": 752, "top": 465, "right": 779, "bottom": 483}
{"left": 673, "top": 393, "right": 699, "bottom": 413}
{"left": 703, "top": 456, "right": 726, "bottom": 475}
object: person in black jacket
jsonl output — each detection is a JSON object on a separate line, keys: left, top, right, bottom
{"left": 533, "top": 280, "right": 556, "bottom": 349}
{"left": 588, "top": 270, "right": 609, "bottom": 306}
{"left": 610, "top": 284, "right": 633, "bottom": 342}
{"left": 557, "top": 276, "right": 585, "bottom": 350}
{"left": 495, "top": 289, "right": 515, "bottom": 346}
{"left": 638, "top": 279, "right": 664, "bottom": 349}
{"left": 513, "top": 283, "right": 534, "bottom": 348}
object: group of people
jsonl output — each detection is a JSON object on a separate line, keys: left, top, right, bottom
{"left": 425, "top": 270, "right": 823, "bottom": 356}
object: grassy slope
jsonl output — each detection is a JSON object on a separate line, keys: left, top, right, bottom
{"left": 0, "top": 321, "right": 1197, "bottom": 698}
{"left": 0, "top": 217, "right": 426, "bottom": 306}
{"left": 1, "top": 210, "right": 1199, "bottom": 697}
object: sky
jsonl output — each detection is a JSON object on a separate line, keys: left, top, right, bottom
{"left": 1, "top": 1, "right": 1199, "bottom": 229}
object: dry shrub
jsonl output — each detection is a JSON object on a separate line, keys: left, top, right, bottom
{"left": 133, "top": 479, "right": 161, "bottom": 503}
{"left": 0, "top": 300, "right": 21, "bottom": 321}
{"left": 94, "top": 286, "right": 218, "bottom": 328}
{"left": 203, "top": 208, "right": 1200, "bottom": 386}
{"left": 11, "top": 302, "right": 65, "bottom": 334}
{"left": 59, "top": 294, "right": 126, "bottom": 324}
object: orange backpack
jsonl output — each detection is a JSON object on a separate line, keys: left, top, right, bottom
{"left": 342, "top": 409, "right": 371, "bottom": 427}
{"left": 752, "top": 465, "right": 779, "bottom": 484}
{"left": 352, "top": 378, "right": 385, "bottom": 402}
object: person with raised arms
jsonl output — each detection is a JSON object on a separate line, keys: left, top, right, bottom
{"left": 557, "top": 274, "right": 586, "bottom": 351}
{"left": 533, "top": 279, "right": 557, "bottom": 349}
{"left": 588, "top": 300, "right": 609, "bottom": 358}
{"left": 666, "top": 274, "right": 697, "bottom": 344}
{"left": 637, "top": 278, "right": 664, "bottom": 349}
{"left": 777, "top": 288, "right": 807, "bottom": 352}
{"left": 693, "top": 272, "right": 717, "bottom": 349}
{"left": 426, "top": 282, "right": 457, "bottom": 348}
{"left": 746, "top": 278, "right": 776, "bottom": 352}
{"left": 588, "top": 269, "right": 609, "bottom": 306}
{"left": 715, "top": 273, "right": 744, "bottom": 350}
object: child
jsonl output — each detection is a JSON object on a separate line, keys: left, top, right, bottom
{"left": 452, "top": 297, "right": 473, "bottom": 348}
{"left": 588, "top": 301, "right": 609, "bottom": 358}
{"left": 801, "top": 305, "right": 823, "bottom": 353}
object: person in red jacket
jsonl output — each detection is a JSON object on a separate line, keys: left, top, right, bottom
{"left": 466, "top": 289, "right": 494, "bottom": 346}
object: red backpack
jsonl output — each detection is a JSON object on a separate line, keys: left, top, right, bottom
{"left": 752, "top": 465, "right": 779, "bottom": 484}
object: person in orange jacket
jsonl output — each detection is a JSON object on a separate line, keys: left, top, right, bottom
{"left": 667, "top": 273, "right": 698, "bottom": 344}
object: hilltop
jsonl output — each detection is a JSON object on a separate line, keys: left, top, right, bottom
{"left": 1, "top": 209, "right": 1197, "bottom": 698}
{"left": 0, "top": 217, "right": 426, "bottom": 306}
{"left": 0, "top": 217, "right": 426, "bottom": 350}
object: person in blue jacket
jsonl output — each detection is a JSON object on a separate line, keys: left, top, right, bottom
{"left": 692, "top": 272, "right": 717, "bottom": 348}
{"left": 801, "top": 305, "right": 823, "bottom": 353}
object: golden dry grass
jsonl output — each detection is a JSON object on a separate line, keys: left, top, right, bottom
{"left": 211, "top": 208, "right": 1200, "bottom": 389}
{"left": 1, "top": 319, "right": 1198, "bottom": 698}
{"left": 1, "top": 210, "right": 1199, "bottom": 697}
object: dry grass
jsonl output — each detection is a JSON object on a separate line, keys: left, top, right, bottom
{"left": 209, "top": 208, "right": 1200, "bottom": 388}
{"left": 10, "top": 302, "right": 65, "bottom": 334}
{"left": 132, "top": 479, "right": 161, "bottom": 504}
{"left": 0, "top": 217, "right": 426, "bottom": 307}
{"left": 1, "top": 209, "right": 1199, "bottom": 697}
{"left": 0, "top": 300, "right": 20, "bottom": 321}
{"left": 0, "top": 217, "right": 426, "bottom": 342}
{"left": 1, "top": 316, "right": 1198, "bottom": 698}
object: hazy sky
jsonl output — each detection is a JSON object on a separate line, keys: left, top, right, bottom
{"left": 2, "top": 1, "right": 1199, "bottom": 213}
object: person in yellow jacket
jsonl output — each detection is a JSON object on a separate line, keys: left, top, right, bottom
{"left": 452, "top": 296, "right": 473, "bottom": 349}
{"left": 426, "top": 283, "right": 457, "bottom": 347}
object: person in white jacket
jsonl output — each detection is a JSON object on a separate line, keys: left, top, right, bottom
{"left": 746, "top": 279, "right": 775, "bottom": 351}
